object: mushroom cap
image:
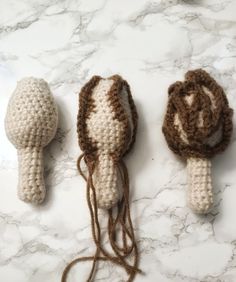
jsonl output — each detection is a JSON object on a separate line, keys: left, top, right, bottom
{"left": 162, "top": 69, "right": 233, "bottom": 159}
{"left": 5, "top": 77, "right": 58, "bottom": 149}
{"left": 77, "top": 75, "right": 138, "bottom": 162}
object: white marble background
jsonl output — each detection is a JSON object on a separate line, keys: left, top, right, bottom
{"left": 0, "top": 0, "right": 236, "bottom": 281}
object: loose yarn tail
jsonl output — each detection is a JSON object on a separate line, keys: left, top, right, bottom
{"left": 108, "top": 159, "right": 139, "bottom": 281}
{"left": 61, "top": 154, "right": 141, "bottom": 282}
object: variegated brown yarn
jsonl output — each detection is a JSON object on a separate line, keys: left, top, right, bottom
{"left": 77, "top": 75, "right": 101, "bottom": 161}
{"left": 163, "top": 69, "right": 233, "bottom": 158}
{"left": 162, "top": 69, "right": 233, "bottom": 214}
{"left": 62, "top": 75, "right": 140, "bottom": 282}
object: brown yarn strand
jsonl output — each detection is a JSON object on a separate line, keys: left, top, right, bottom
{"left": 107, "top": 160, "right": 138, "bottom": 269}
{"left": 109, "top": 159, "right": 140, "bottom": 281}
{"left": 61, "top": 155, "right": 141, "bottom": 282}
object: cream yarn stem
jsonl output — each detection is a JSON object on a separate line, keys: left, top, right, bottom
{"left": 187, "top": 158, "right": 213, "bottom": 214}
{"left": 94, "top": 154, "right": 119, "bottom": 209}
{"left": 18, "top": 147, "right": 45, "bottom": 204}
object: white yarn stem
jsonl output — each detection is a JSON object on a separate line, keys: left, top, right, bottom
{"left": 94, "top": 154, "right": 119, "bottom": 209}
{"left": 187, "top": 158, "right": 213, "bottom": 214}
{"left": 17, "top": 147, "right": 45, "bottom": 204}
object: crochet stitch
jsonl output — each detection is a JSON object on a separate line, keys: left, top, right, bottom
{"left": 5, "top": 77, "right": 58, "bottom": 204}
{"left": 162, "top": 69, "right": 233, "bottom": 214}
{"left": 62, "top": 75, "right": 140, "bottom": 282}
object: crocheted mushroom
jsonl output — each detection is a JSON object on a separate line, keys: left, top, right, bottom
{"left": 5, "top": 78, "right": 58, "bottom": 204}
{"left": 162, "top": 69, "right": 233, "bottom": 214}
{"left": 78, "top": 75, "right": 137, "bottom": 210}
{"left": 62, "top": 75, "right": 139, "bottom": 282}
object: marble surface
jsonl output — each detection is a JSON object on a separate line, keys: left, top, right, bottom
{"left": 0, "top": 0, "right": 236, "bottom": 281}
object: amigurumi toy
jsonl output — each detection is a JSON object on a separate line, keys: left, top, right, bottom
{"left": 62, "top": 75, "right": 140, "bottom": 282}
{"left": 162, "top": 69, "right": 233, "bottom": 214}
{"left": 5, "top": 77, "right": 58, "bottom": 204}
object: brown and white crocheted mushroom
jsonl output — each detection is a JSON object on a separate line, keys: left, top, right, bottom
{"left": 162, "top": 69, "right": 233, "bottom": 214}
{"left": 78, "top": 75, "right": 137, "bottom": 209}
{"left": 62, "top": 75, "right": 139, "bottom": 282}
{"left": 5, "top": 77, "right": 58, "bottom": 204}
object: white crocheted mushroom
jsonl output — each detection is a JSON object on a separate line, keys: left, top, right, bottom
{"left": 5, "top": 77, "right": 58, "bottom": 204}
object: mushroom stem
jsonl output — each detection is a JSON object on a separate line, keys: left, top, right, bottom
{"left": 17, "top": 147, "right": 45, "bottom": 204}
{"left": 187, "top": 158, "right": 213, "bottom": 214}
{"left": 93, "top": 154, "right": 119, "bottom": 209}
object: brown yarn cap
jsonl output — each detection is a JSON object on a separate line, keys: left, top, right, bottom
{"left": 162, "top": 69, "right": 233, "bottom": 159}
{"left": 62, "top": 75, "right": 140, "bottom": 282}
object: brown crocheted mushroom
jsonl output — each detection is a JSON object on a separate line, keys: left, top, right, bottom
{"left": 163, "top": 69, "right": 233, "bottom": 214}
